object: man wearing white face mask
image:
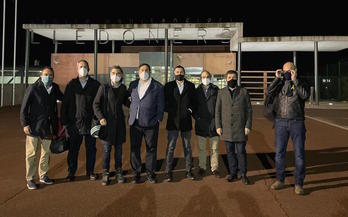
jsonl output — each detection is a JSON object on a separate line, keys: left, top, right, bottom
{"left": 20, "top": 66, "right": 63, "bottom": 190}
{"left": 61, "top": 59, "right": 100, "bottom": 182}
{"left": 193, "top": 70, "right": 220, "bottom": 178}
{"left": 93, "top": 65, "right": 130, "bottom": 186}
{"left": 128, "top": 63, "right": 164, "bottom": 184}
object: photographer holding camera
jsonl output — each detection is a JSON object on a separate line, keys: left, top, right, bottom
{"left": 267, "top": 62, "right": 309, "bottom": 195}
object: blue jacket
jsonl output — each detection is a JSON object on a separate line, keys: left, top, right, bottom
{"left": 128, "top": 78, "right": 164, "bottom": 127}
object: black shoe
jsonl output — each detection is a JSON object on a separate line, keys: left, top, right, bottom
{"left": 147, "top": 173, "right": 157, "bottom": 184}
{"left": 186, "top": 171, "right": 195, "bottom": 180}
{"left": 166, "top": 172, "right": 173, "bottom": 182}
{"left": 88, "top": 173, "right": 98, "bottom": 181}
{"left": 40, "top": 175, "right": 54, "bottom": 185}
{"left": 198, "top": 168, "right": 206, "bottom": 176}
{"left": 101, "top": 172, "right": 110, "bottom": 186}
{"left": 227, "top": 174, "right": 238, "bottom": 182}
{"left": 241, "top": 175, "right": 250, "bottom": 185}
{"left": 212, "top": 170, "right": 220, "bottom": 178}
{"left": 66, "top": 175, "right": 75, "bottom": 182}
{"left": 131, "top": 175, "right": 141, "bottom": 184}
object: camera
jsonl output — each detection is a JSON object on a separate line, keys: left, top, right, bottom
{"left": 281, "top": 70, "right": 292, "bottom": 80}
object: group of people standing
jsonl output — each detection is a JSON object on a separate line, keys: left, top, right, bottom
{"left": 20, "top": 60, "right": 308, "bottom": 195}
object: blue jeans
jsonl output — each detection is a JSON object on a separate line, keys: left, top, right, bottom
{"left": 274, "top": 119, "right": 306, "bottom": 186}
{"left": 224, "top": 141, "right": 247, "bottom": 176}
{"left": 165, "top": 130, "right": 192, "bottom": 173}
{"left": 102, "top": 141, "right": 123, "bottom": 172}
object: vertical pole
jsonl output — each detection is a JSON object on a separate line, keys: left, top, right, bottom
{"left": 170, "top": 40, "right": 173, "bottom": 81}
{"left": 164, "top": 28, "right": 168, "bottom": 83}
{"left": 112, "top": 40, "right": 115, "bottom": 53}
{"left": 12, "top": 0, "right": 17, "bottom": 106}
{"left": 1, "top": 0, "right": 6, "bottom": 107}
{"left": 314, "top": 41, "right": 319, "bottom": 105}
{"left": 293, "top": 51, "right": 297, "bottom": 66}
{"left": 237, "top": 42, "right": 241, "bottom": 85}
{"left": 94, "top": 29, "right": 98, "bottom": 80}
{"left": 24, "top": 30, "right": 30, "bottom": 88}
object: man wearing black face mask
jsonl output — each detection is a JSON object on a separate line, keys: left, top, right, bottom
{"left": 215, "top": 70, "right": 252, "bottom": 185}
{"left": 164, "top": 65, "right": 196, "bottom": 181}
{"left": 268, "top": 62, "right": 309, "bottom": 195}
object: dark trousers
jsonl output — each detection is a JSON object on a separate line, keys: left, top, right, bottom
{"left": 224, "top": 141, "right": 247, "bottom": 176}
{"left": 274, "top": 119, "right": 306, "bottom": 186}
{"left": 130, "top": 121, "right": 159, "bottom": 176}
{"left": 67, "top": 134, "right": 96, "bottom": 176}
{"left": 102, "top": 141, "right": 123, "bottom": 172}
{"left": 165, "top": 130, "right": 192, "bottom": 173}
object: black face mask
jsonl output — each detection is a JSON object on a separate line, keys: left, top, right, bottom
{"left": 283, "top": 71, "right": 292, "bottom": 81}
{"left": 175, "top": 74, "right": 185, "bottom": 81}
{"left": 228, "top": 79, "right": 238, "bottom": 88}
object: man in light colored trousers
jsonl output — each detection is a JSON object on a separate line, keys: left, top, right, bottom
{"left": 194, "top": 70, "right": 220, "bottom": 177}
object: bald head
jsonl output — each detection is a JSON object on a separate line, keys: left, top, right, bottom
{"left": 283, "top": 62, "right": 297, "bottom": 72}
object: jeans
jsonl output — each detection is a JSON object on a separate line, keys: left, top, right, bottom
{"left": 274, "top": 118, "right": 306, "bottom": 186}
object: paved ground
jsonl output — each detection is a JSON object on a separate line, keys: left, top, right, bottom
{"left": 0, "top": 105, "right": 348, "bottom": 217}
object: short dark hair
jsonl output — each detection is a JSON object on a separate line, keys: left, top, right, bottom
{"left": 174, "top": 65, "right": 185, "bottom": 74}
{"left": 139, "top": 63, "right": 151, "bottom": 72}
{"left": 110, "top": 65, "right": 123, "bottom": 74}
{"left": 41, "top": 66, "right": 54, "bottom": 76}
{"left": 78, "top": 59, "right": 90, "bottom": 71}
{"left": 201, "top": 70, "right": 211, "bottom": 78}
{"left": 225, "top": 70, "right": 238, "bottom": 78}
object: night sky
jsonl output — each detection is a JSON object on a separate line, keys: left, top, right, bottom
{"left": 0, "top": 0, "right": 347, "bottom": 75}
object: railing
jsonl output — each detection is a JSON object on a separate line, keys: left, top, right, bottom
{"left": 240, "top": 70, "right": 276, "bottom": 101}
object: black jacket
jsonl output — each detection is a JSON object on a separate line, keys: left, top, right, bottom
{"left": 267, "top": 78, "right": 309, "bottom": 120}
{"left": 93, "top": 83, "right": 130, "bottom": 145}
{"left": 61, "top": 76, "right": 100, "bottom": 135}
{"left": 194, "top": 83, "right": 219, "bottom": 137}
{"left": 20, "top": 80, "right": 64, "bottom": 139}
{"left": 164, "top": 79, "right": 196, "bottom": 131}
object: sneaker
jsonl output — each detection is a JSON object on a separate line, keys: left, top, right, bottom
{"left": 26, "top": 180, "right": 38, "bottom": 190}
{"left": 116, "top": 170, "right": 126, "bottom": 184}
{"left": 226, "top": 174, "right": 238, "bottom": 182}
{"left": 241, "top": 175, "right": 250, "bottom": 185}
{"left": 294, "top": 185, "right": 305, "bottom": 195}
{"left": 212, "top": 170, "right": 220, "bottom": 178}
{"left": 131, "top": 174, "right": 141, "bottom": 184}
{"left": 198, "top": 168, "right": 206, "bottom": 176}
{"left": 88, "top": 173, "right": 98, "bottom": 181}
{"left": 270, "top": 180, "right": 285, "bottom": 190}
{"left": 147, "top": 173, "right": 157, "bottom": 184}
{"left": 101, "top": 172, "right": 110, "bottom": 186}
{"left": 166, "top": 172, "right": 173, "bottom": 182}
{"left": 40, "top": 176, "right": 54, "bottom": 185}
{"left": 186, "top": 171, "right": 195, "bottom": 180}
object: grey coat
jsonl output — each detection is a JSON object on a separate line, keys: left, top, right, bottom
{"left": 215, "top": 86, "right": 252, "bottom": 142}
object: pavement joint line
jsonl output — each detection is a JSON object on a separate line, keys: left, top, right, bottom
{"left": 0, "top": 188, "right": 26, "bottom": 207}
{"left": 305, "top": 115, "right": 348, "bottom": 131}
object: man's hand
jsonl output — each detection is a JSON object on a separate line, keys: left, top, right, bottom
{"left": 216, "top": 128, "right": 222, "bottom": 136}
{"left": 245, "top": 128, "right": 251, "bottom": 136}
{"left": 100, "top": 118, "right": 107, "bottom": 126}
{"left": 62, "top": 125, "right": 70, "bottom": 138}
{"left": 275, "top": 69, "right": 283, "bottom": 78}
{"left": 291, "top": 70, "right": 297, "bottom": 81}
{"left": 23, "top": 126, "right": 31, "bottom": 134}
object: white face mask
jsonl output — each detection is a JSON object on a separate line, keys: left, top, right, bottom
{"left": 202, "top": 78, "right": 211, "bottom": 86}
{"left": 111, "top": 74, "right": 122, "bottom": 83}
{"left": 139, "top": 71, "right": 150, "bottom": 81}
{"left": 79, "top": 67, "right": 88, "bottom": 77}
